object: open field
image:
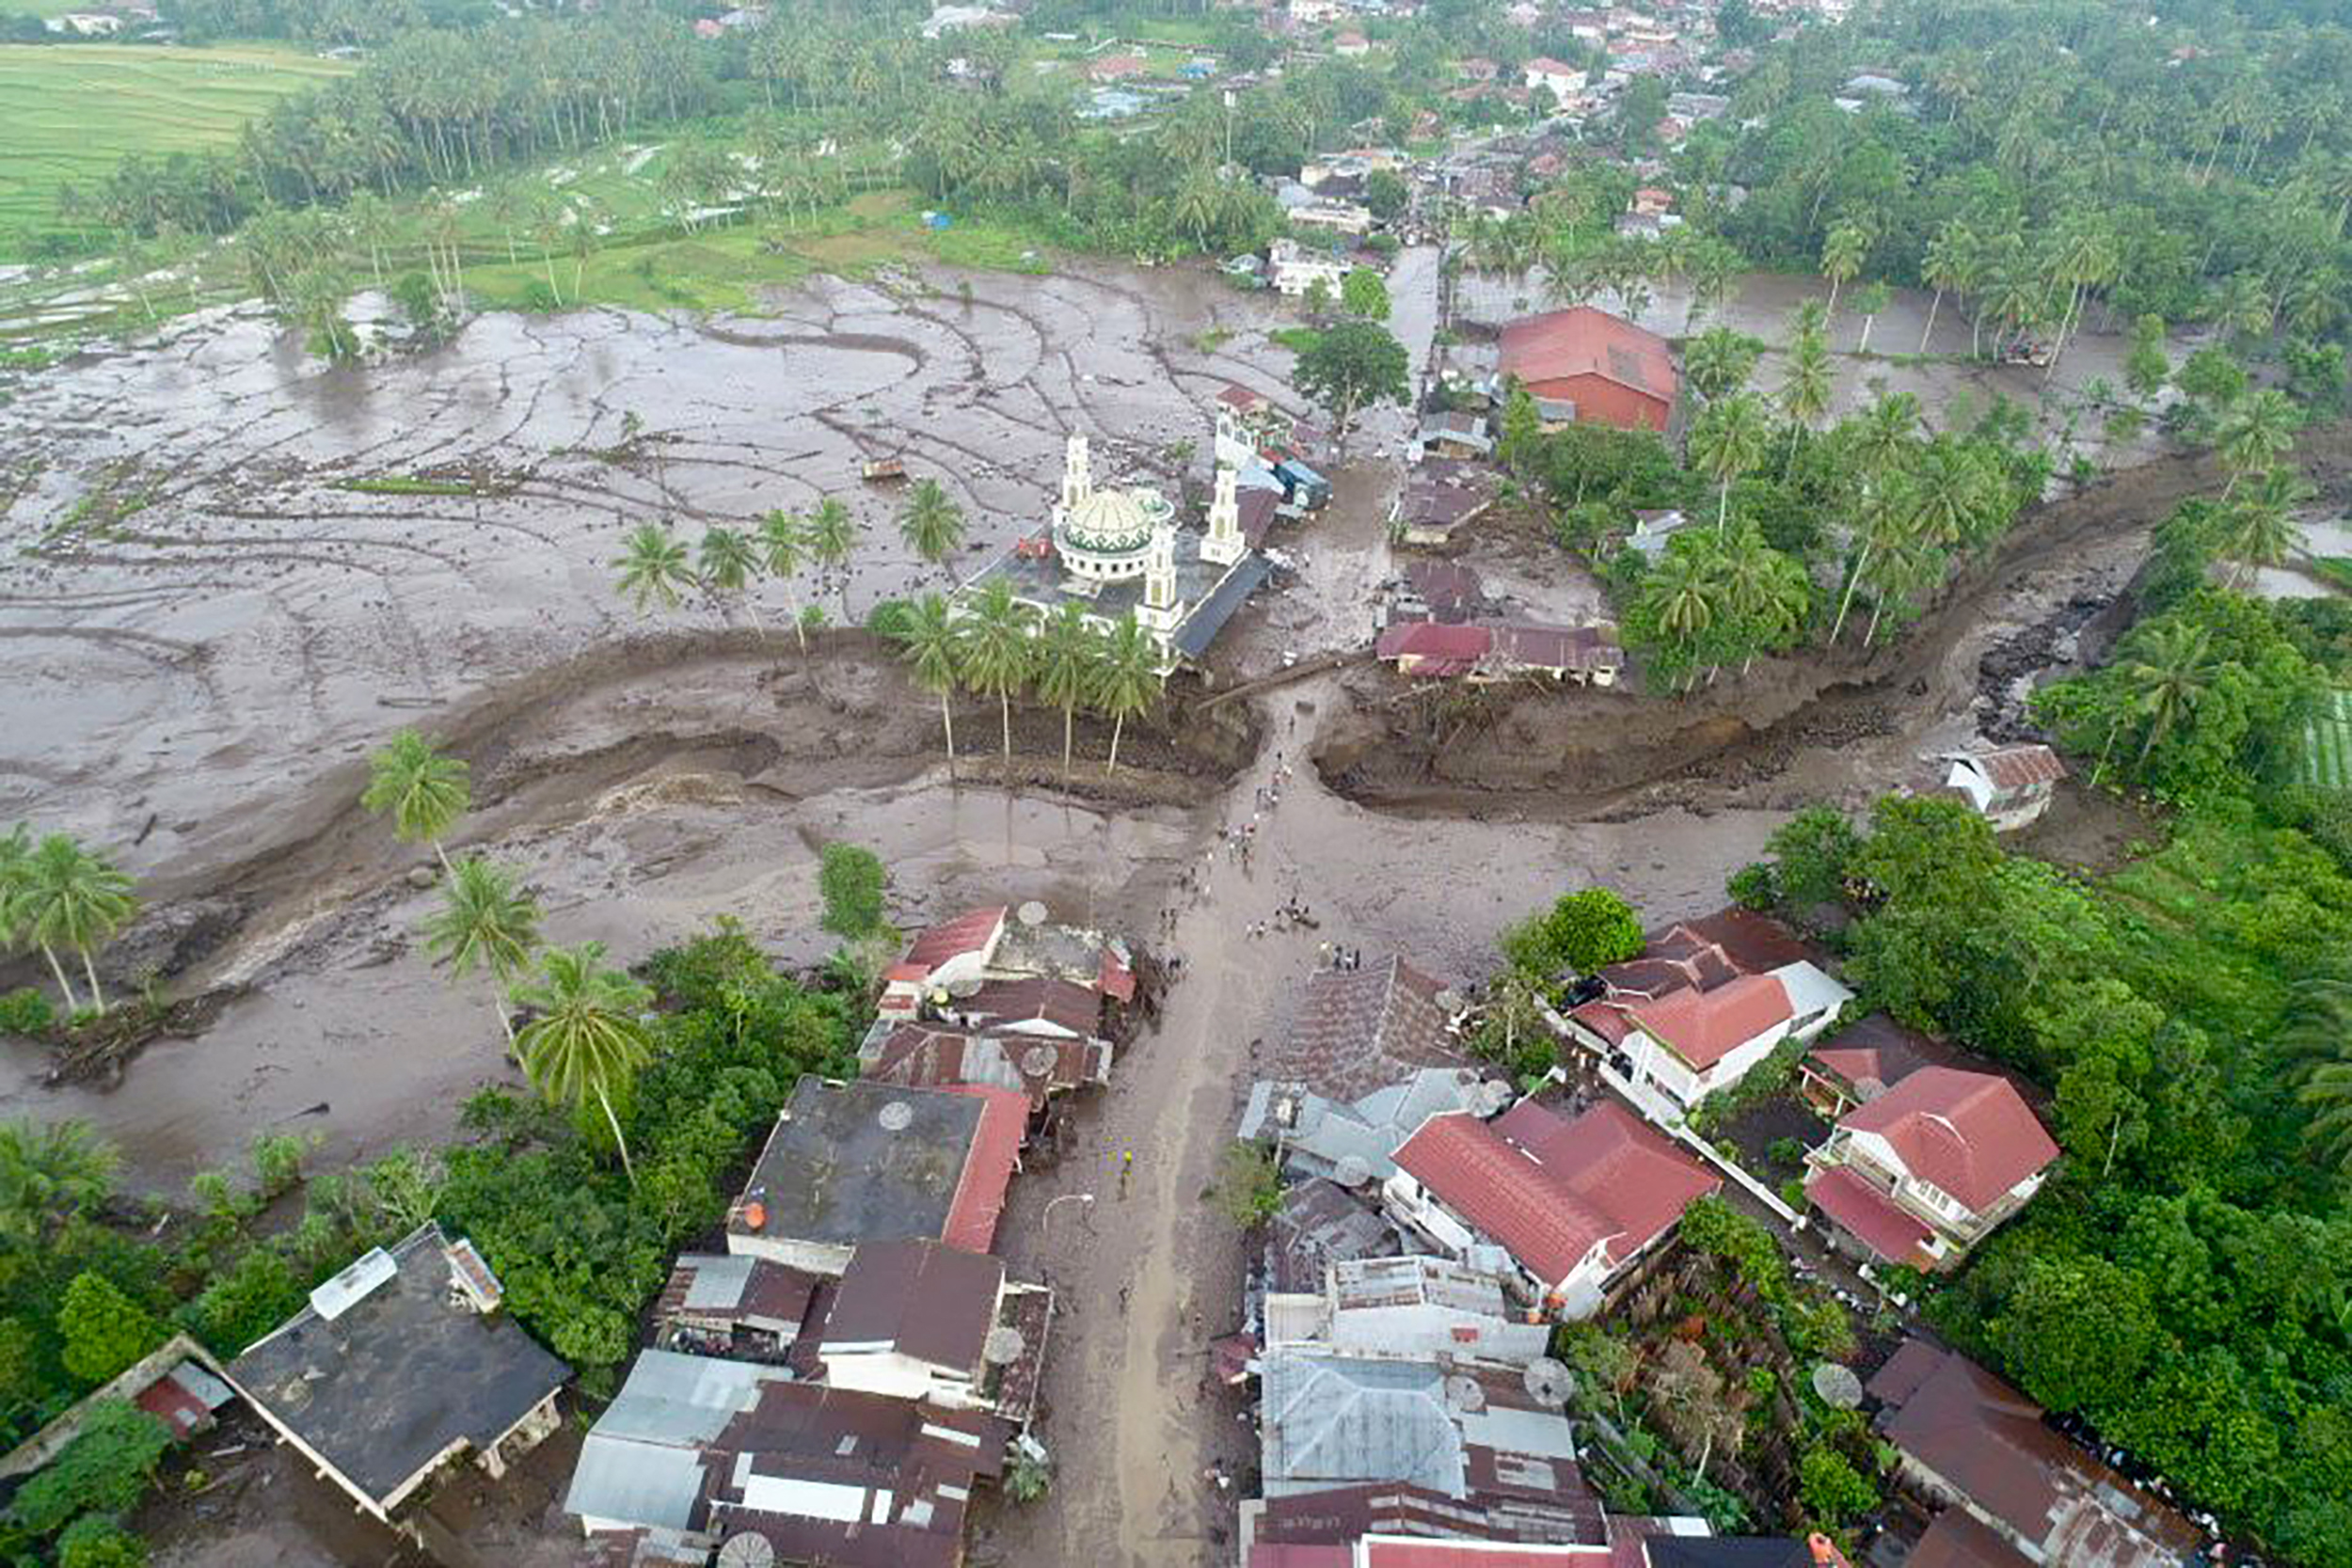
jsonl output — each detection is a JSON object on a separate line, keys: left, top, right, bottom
{"left": 0, "top": 42, "right": 352, "bottom": 255}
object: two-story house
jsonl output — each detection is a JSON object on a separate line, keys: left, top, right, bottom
{"left": 816, "top": 1239, "right": 1050, "bottom": 1422}
{"left": 1804, "top": 1067, "right": 2058, "bottom": 1273}
{"left": 1384, "top": 1100, "right": 1718, "bottom": 1319}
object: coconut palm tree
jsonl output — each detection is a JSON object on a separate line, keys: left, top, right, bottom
{"left": 422, "top": 856, "right": 543, "bottom": 1053}
{"left": 2299, "top": 1057, "right": 2352, "bottom": 1175}
{"left": 961, "top": 579, "right": 1034, "bottom": 775}
{"left": 1829, "top": 480, "right": 1916, "bottom": 646}
{"left": 1682, "top": 325, "right": 1760, "bottom": 403}
{"left": 757, "top": 509, "right": 810, "bottom": 652}
{"left": 892, "top": 593, "right": 966, "bottom": 772}
{"left": 13, "top": 835, "right": 136, "bottom": 1016}
{"left": 1034, "top": 601, "right": 1103, "bottom": 780}
{"left": 0, "top": 1117, "right": 119, "bottom": 1244}
{"left": 2121, "top": 619, "right": 2216, "bottom": 765}
{"left": 804, "top": 498, "right": 859, "bottom": 619}
{"left": 697, "top": 524, "right": 764, "bottom": 637}
{"left": 1687, "top": 392, "right": 1770, "bottom": 532}
{"left": 899, "top": 479, "right": 966, "bottom": 586}
{"left": 613, "top": 522, "right": 696, "bottom": 615}
{"left": 512, "top": 942, "right": 654, "bottom": 1185}
{"left": 1714, "top": 527, "right": 1809, "bottom": 674}
{"left": 1777, "top": 329, "right": 1833, "bottom": 457}
{"left": 2216, "top": 389, "right": 2300, "bottom": 494}
{"left": 2218, "top": 466, "right": 2312, "bottom": 587}
{"left": 1852, "top": 282, "right": 1893, "bottom": 354}
{"left": 1919, "top": 220, "right": 1975, "bottom": 353}
{"left": 361, "top": 728, "right": 471, "bottom": 872}
{"left": 1639, "top": 546, "right": 1718, "bottom": 669}
{"left": 1820, "top": 221, "right": 1867, "bottom": 321}
{"left": 1094, "top": 615, "right": 1163, "bottom": 777}
{"left": 0, "top": 823, "right": 34, "bottom": 994}
{"left": 1851, "top": 390, "right": 1923, "bottom": 483}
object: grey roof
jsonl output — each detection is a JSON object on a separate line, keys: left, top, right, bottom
{"left": 681, "top": 1254, "right": 755, "bottom": 1311}
{"left": 225, "top": 1224, "right": 569, "bottom": 1509}
{"left": 1268, "top": 1178, "right": 1410, "bottom": 1294}
{"left": 564, "top": 1350, "right": 793, "bottom": 1530}
{"left": 735, "top": 1077, "right": 982, "bottom": 1250}
{"left": 1240, "top": 1067, "right": 1486, "bottom": 1182}
{"left": 1260, "top": 1351, "right": 1467, "bottom": 1497}
{"left": 1171, "top": 554, "right": 1273, "bottom": 659}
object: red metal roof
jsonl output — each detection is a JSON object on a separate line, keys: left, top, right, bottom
{"left": 1840, "top": 1067, "right": 2057, "bottom": 1210}
{"left": 1366, "top": 1543, "right": 1611, "bottom": 1566}
{"left": 1393, "top": 1101, "right": 1717, "bottom": 1285}
{"left": 1804, "top": 1165, "right": 1935, "bottom": 1266}
{"left": 940, "top": 1085, "right": 1027, "bottom": 1253}
{"left": 1378, "top": 622, "right": 1493, "bottom": 661}
{"left": 1500, "top": 307, "right": 1677, "bottom": 404}
{"left": 1623, "top": 973, "right": 1791, "bottom": 1069}
{"left": 902, "top": 907, "right": 1006, "bottom": 971}
{"left": 1097, "top": 947, "right": 1136, "bottom": 1003}
{"left": 1250, "top": 1549, "right": 1353, "bottom": 1568}
{"left": 1967, "top": 744, "right": 2068, "bottom": 795}
{"left": 1220, "top": 383, "right": 1274, "bottom": 414}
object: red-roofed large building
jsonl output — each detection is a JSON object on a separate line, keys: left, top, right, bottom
{"left": 1383, "top": 1100, "right": 1719, "bottom": 1316}
{"left": 1499, "top": 307, "right": 1679, "bottom": 433}
{"left": 1804, "top": 1068, "right": 2058, "bottom": 1272}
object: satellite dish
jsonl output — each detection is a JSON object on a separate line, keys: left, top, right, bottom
{"left": 718, "top": 1533, "right": 777, "bottom": 1568}
{"left": 878, "top": 1101, "right": 914, "bottom": 1132}
{"left": 946, "top": 976, "right": 984, "bottom": 1000}
{"left": 1445, "top": 1373, "right": 1486, "bottom": 1414}
{"left": 1812, "top": 1363, "right": 1864, "bottom": 1410}
{"left": 1473, "top": 1080, "right": 1515, "bottom": 1117}
{"left": 1333, "top": 1154, "right": 1373, "bottom": 1188}
{"left": 1522, "top": 1356, "right": 1576, "bottom": 1407}
{"left": 1021, "top": 1042, "right": 1059, "bottom": 1077}
{"left": 1435, "top": 989, "right": 1464, "bottom": 1014}
{"left": 1854, "top": 1077, "right": 1888, "bottom": 1103}
{"left": 1017, "top": 900, "right": 1049, "bottom": 927}
{"left": 984, "top": 1326, "right": 1027, "bottom": 1366}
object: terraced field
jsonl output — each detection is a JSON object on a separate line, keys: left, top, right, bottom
{"left": 0, "top": 42, "right": 351, "bottom": 255}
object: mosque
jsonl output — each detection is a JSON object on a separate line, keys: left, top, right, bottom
{"left": 959, "top": 435, "right": 1272, "bottom": 672}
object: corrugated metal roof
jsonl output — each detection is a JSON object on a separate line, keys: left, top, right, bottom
{"left": 1260, "top": 1351, "right": 1466, "bottom": 1497}
{"left": 681, "top": 1254, "right": 755, "bottom": 1311}
{"left": 567, "top": 1433, "right": 711, "bottom": 1530}
{"left": 593, "top": 1350, "right": 784, "bottom": 1447}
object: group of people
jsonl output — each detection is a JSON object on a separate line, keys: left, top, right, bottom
{"left": 1320, "top": 942, "right": 1367, "bottom": 970}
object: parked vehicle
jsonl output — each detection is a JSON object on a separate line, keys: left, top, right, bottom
{"left": 862, "top": 456, "right": 907, "bottom": 483}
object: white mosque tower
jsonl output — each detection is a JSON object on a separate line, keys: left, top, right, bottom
{"left": 1200, "top": 465, "right": 1246, "bottom": 568}
{"left": 1138, "top": 514, "right": 1184, "bottom": 635}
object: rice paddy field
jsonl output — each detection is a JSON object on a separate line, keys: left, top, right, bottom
{"left": 0, "top": 42, "right": 353, "bottom": 256}
{"left": 2304, "top": 687, "right": 2352, "bottom": 793}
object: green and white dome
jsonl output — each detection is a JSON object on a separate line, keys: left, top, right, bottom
{"left": 1060, "top": 487, "right": 1152, "bottom": 554}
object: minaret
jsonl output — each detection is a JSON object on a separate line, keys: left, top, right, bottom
{"left": 1138, "top": 517, "right": 1183, "bottom": 640}
{"left": 1201, "top": 465, "right": 1245, "bottom": 567}
{"left": 1059, "top": 435, "right": 1092, "bottom": 513}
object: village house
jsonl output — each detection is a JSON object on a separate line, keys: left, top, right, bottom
{"left": 650, "top": 1252, "right": 827, "bottom": 1364}
{"left": 1417, "top": 409, "right": 1494, "bottom": 460}
{"left": 1804, "top": 1067, "right": 2058, "bottom": 1273}
{"left": 1524, "top": 55, "right": 1589, "bottom": 100}
{"left": 1240, "top": 1064, "right": 1497, "bottom": 1185}
{"left": 223, "top": 1224, "right": 568, "bottom": 1522}
{"left": 959, "top": 433, "right": 1269, "bottom": 671}
{"left": 1625, "top": 507, "right": 1693, "bottom": 558}
{"left": 1387, "top": 559, "right": 1490, "bottom": 625}
{"left": 1291, "top": 198, "right": 1378, "bottom": 235}
{"left": 1942, "top": 743, "right": 2066, "bottom": 831}
{"left": 1795, "top": 1011, "right": 1947, "bottom": 1117}
{"left": 1266, "top": 1177, "right": 1413, "bottom": 1296}
{"left": 1290, "top": 0, "right": 1345, "bottom": 19}
{"left": 1260, "top": 955, "right": 1469, "bottom": 1103}
{"left": 1499, "top": 306, "right": 1681, "bottom": 433}
{"left": 1334, "top": 27, "right": 1371, "bottom": 54}
{"left": 1263, "top": 1254, "right": 1552, "bottom": 1364}
{"left": 815, "top": 1239, "right": 1052, "bottom": 1423}
{"left": 1084, "top": 52, "right": 1149, "bottom": 81}
{"left": 1269, "top": 235, "right": 1355, "bottom": 296}
{"left": 726, "top": 1076, "right": 1026, "bottom": 1275}
{"left": 862, "top": 1021, "right": 1111, "bottom": 1117}
{"left": 1375, "top": 621, "right": 1624, "bottom": 686}
{"left": 1868, "top": 1341, "right": 2203, "bottom": 1568}
{"left": 1384, "top": 1099, "right": 1720, "bottom": 1317}
{"left": 1563, "top": 910, "right": 1851, "bottom": 1109}
{"left": 1390, "top": 463, "right": 1497, "bottom": 547}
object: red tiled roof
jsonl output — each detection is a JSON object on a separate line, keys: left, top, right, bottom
{"left": 940, "top": 1085, "right": 1026, "bottom": 1253}
{"left": 903, "top": 906, "right": 1005, "bottom": 970}
{"left": 1499, "top": 307, "right": 1677, "bottom": 403}
{"left": 1526, "top": 55, "right": 1580, "bottom": 72}
{"left": 1841, "top": 1067, "right": 2057, "bottom": 1210}
{"left": 1804, "top": 1165, "right": 1934, "bottom": 1266}
{"left": 1221, "top": 383, "right": 1274, "bottom": 413}
{"left": 1623, "top": 972, "right": 1791, "bottom": 1069}
{"left": 883, "top": 961, "right": 930, "bottom": 984}
{"left": 1394, "top": 1102, "right": 1717, "bottom": 1286}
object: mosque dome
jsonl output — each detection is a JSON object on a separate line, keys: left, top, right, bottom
{"left": 1059, "top": 486, "right": 1152, "bottom": 555}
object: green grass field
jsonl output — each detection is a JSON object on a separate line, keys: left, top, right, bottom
{"left": 2302, "top": 687, "right": 2352, "bottom": 793}
{"left": 0, "top": 42, "right": 352, "bottom": 256}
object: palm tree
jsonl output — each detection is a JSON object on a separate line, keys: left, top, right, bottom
{"left": 511, "top": 942, "right": 654, "bottom": 1185}
{"left": 0, "top": 1118, "right": 119, "bottom": 1243}
{"left": 961, "top": 579, "right": 1034, "bottom": 775}
{"left": 12, "top": 835, "right": 136, "bottom": 1015}
{"left": 2121, "top": 619, "right": 2215, "bottom": 766}
{"left": 2280, "top": 971, "right": 2352, "bottom": 1172}
{"left": 1820, "top": 221, "right": 1867, "bottom": 321}
{"left": 697, "top": 524, "right": 764, "bottom": 637}
{"left": 1094, "top": 615, "right": 1163, "bottom": 777}
{"left": 2216, "top": 389, "right": 2300, "bottom": 494}
{"left": 1034, "top": 601, "right": 1103, "bottom": 779}
{"left": 1829, "top": 480, "right": 1915, "bottom": 646}
{"left": 1688, "top": 392, "right": 1770, "bottom": 532}
{"left": 0, "top": 823, "right": 35, "bottom": 995}
{"left": 1777, "top": 328, "right": 1833, "bottom": 457}
{"left": 899, "top": 479, "right": 966, "bottom": 585}
{"left": 2299, "top": 1058, "right": 2352, "bottom": 1175}
{"left": 361, "top": 729, "right": 471, "bottom": 873}
{"left": 1852, "top": 391, "right": 1923, "bottom": 483}
{"left": 2218, "top": 466, "right": 2312, "bottom": 587}
{"left": 804, "top": 498, "right": 858, "bottom": 619}
{"left": 1919, "top": 220, "right": 1975, "bottom": 353}
{"left": 892, "top": 594, "right": 966, "bottom": 772}
{"left": 1852, "top": 282, "right": 1893, "bottom": 354}
{"left": 422, "top": 856, "right": 542, "bottom": 1053}
{"left": 1714, "top": 527, "right": 1808, "bottom": 674}
{"left": 613, "top": 522, "right": 696, "bottom": 615}
{"left": 756, "top": 509, "right": 809, "bottom": 652}
{"left": 1683, "top": 325, "right": 1759, "bottom": 403}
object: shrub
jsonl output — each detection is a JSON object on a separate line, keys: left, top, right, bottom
{"left": 818, "top": 844, "right": 888, "bottom": 942}
{"left": 0, "top": 988, "right": 55, "bottom": 1037}
{"left": 1799, "top": 1444, "right": 1879, "bottom": 1523}
{"left": 865, "top": 598, "right": 915, "bottom": 639}
{"left": 58, "top": 1514, "right": 149, "bottom": 1568}
{"left": 56, "top": 1275, "right": 165, "bottom": 1387}
{"left": 1212, "top": 1142, "right": 1283, "bottom": 1227}
{"left": 9, "top": 1400, "right": 170, "bottom": 1535}
{"left": 183, "top": 1246, "right": 301, "bottom": 1356}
